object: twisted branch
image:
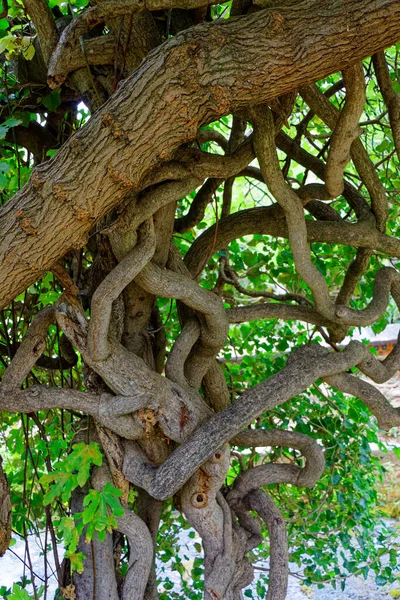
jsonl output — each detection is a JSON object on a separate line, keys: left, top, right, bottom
{"left": 227, "top": 428, "right": 325, "bottom": 600}
{"left": 88, "top": 219, "right": 156, "bottom": 361}
{"left": 250, "top": 104, "right": 333, "bottom": 319}
{"left": 300, "top": 83, "right": 388, "bottom": 230}
{"left": 123, "top": 341, "right": 386, "bottom": 500}
{"left": 184, "top": 207, "right": 400, "bottom": 279}
{"left": 325, "top": 64, "right": 365, "bottom": 197}
{"left": 136, "top": 259, "right": 228, "bottom": 387}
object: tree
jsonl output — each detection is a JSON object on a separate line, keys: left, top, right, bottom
{"left": 0, "top": 0, "right": 400, "bottom": 598}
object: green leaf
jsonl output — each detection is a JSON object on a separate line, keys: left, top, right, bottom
{"left": 0, "top": 161, "right": 11, "bottom": 173}
{"left": 40, "top": 443, "right": 103, "bottom": 504}
{"left": 8, "top": 584, "right": 32, "bottom": 600}
{"left": 3, "top": 117, "right": 23, "bottom": 128}
{"left": 42, "top": 89, "right": 61, "bottom": 112}
{"left": 330, "top": 473, "right": 341, "bottom": 485}
{"left": 82, "top": 491, "right": 101, "bottom": 524}
{"left": 0, "top": 173, "right": 8, "bottom": 189}
{"left": 22, "top": 43, "right": 35, "bottom": 61}
{"left": 0, "top": 117, "right": 22, "bottom": 140}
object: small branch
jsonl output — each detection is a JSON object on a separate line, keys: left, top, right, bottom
{"left": 0, "top": 0, "right": 7, "bottom": 19}
{"left": 335, "top": 247, "right": 371, "bottom": 307}
{"left": 300, "top": 83, "right": 388, "bottom": 231}
{"left": 277, "top": 130, "right": 372, "bottom": 222}
{"left": 165, "top": 318, "right": 200, "bottom": 389}
{"left": 0, "top": 453, "right": 11, "bottom": 557}
{"left": 323, "top": 372, "right": 400, "bottom": 430}
{"left": 174, "top": 178, "right": 222, "bottom": 233}
{"left": 220, "top": 255, "right": 311, "bottom": 305}
{"left": 373, "top": 51, "right": 400, "bottom": 161}
{"left": 325, "top": 64, "right": 365, "bottom": 197}
{"left": 173, "top": 136, "right": 254, "bottom": 180}
{"left": 1, "top": 306, "right": 55, "bottom": 392}
{"left": 184, "top": 208, "right": 400, "bottom": 280}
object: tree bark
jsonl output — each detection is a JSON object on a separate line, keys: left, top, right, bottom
{"left": 1, "top": 0, "right": 400, "bottom": 308}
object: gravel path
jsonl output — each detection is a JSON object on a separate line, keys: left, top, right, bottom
{"left": 1, "top": 526, "right": 399, "bottom": 599}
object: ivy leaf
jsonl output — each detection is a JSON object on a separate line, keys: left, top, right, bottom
{"left": 40, "top": 442, "right": 103, "bottom": 504}
{"left": 66, "top": 551, "right": 86, "bottom": 574}
{"left": 8, "top": 584, "right": 33, "bottom": 600}
{"left": 82, "top": 490, "right": 101, "bottom": 524}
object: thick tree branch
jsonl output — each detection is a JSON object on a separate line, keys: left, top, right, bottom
{"left": 123, "top": 341, "right": 379, "bottom": 500}
{"left": 91, "top": 466, "right": 153, "bottom": 600}
{"left": 55, "top": 298, "right": 210, "bottom": 441}
{"left": 0, "top": 384, "right": 153, "bottom": 439}
{"left": 323, "top": 372, "right": 400, "bottom": 430}
{"left": 227, "top": 428, "right": 326, "bottom": 600}
{"left": 229, "top": 429, "right": 325, "bottom": 496}
{"left": 2, "top": 0, "right": 400, "bottom": 309}
{"left": 180, "top": 446, "right": 232, "bottom": 600}
{"left": 184, "top": 208, "right": 400, "bottom": 278}
{"left": 227, "top": 303, "right": 334, "bottom": 328}
{"left": 22, "top": 0, "right": 59, "bottom": 65}
{"left": 324, "top": 64, "right": 365, "bottom": 197}
{"left": 165, "top": 318, "right": 201, "bottom": 389}
{"left": 247, "top": 490, "right": 288, "bottom": 600}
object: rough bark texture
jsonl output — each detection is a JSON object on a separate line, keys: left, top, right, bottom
{"left": 1, "top": 0, "right": 400, "bottom": 308}
{"left": 0, "top": 455, "right": 11, "bottom": 558}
